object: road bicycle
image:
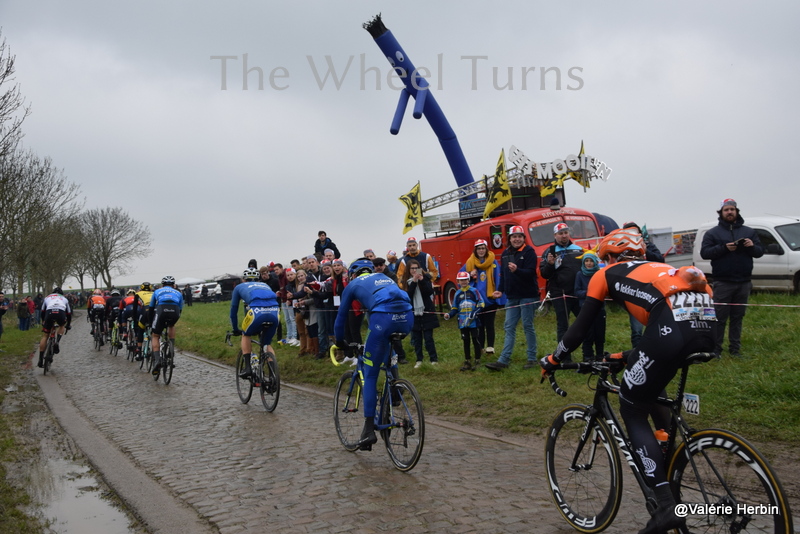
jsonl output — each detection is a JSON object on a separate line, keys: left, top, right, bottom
{"left": 42, "top": 324, "right": 66, "bottom": 375}
{"left": 332, "top": 334, "right": 425, "bottom": 472}
{"left": 139, "top": 325, "right": 153, "bottom": 372}
{"left": 225, "top": 328, "right": 280, "bottom": 412}
{"left": 124, "top": 318, "right": 137, "bottom": 362}
{"left": 541, "top": 352, "right": 793, "bottom": 533}
{"left": 108, "top": 318, "right": 121, "bottom": 357}
{"left": 91, "top": 313, "right": 104, "bottom": 351}
{"left": 153, "top": 336, "right": 175, "bottom": 384}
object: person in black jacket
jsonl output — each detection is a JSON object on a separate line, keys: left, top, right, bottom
{"left": 485, "top": 225, "right": 540, "bottom": 371}
{"left": 622, "top": 221, "right": 665, "bottom": 348}
{"left": 540, "top": 223, "right": 584, "bottom": 346}
{"left": 404, "top": 258, "right": 440, "bottom": 368}
{"left": 700, "top": 198, "right": 763, "bottom": 357}
{"left": 313, "top": 230, "right": 341, "bottom": 259}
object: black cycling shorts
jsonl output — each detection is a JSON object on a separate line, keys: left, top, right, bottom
{"left": 151, "top": 304, "right": 181, "bottom": 335}
{"left": 42, "top": 309, "right": 67, "bottom": 334}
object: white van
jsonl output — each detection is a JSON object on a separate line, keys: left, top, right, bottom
{"left": 692, "top": 215, "right": 800, "bottom": 292}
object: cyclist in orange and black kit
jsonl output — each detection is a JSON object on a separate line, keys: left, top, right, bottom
{"left": 118, "top": 289, "right": 137, "bottom": 343}
{"left": 87, "top": 289, "right": 106, "bottom": 346}
{"left": 540, "top": 228, "right": 717, "bottom": 534}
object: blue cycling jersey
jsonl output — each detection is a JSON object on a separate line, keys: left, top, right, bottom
{"left": 151, "top": 286, "right": 184, "bottom": 309}
{"left": 333, "top": 273, "right": 411, "bottom": 340}
{"left": 230, "top": 282, "right": 278, "bottom": 326}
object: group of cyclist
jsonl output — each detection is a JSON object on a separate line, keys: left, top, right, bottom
{"left": 77, "top": 276, "right": 185, "bottom": 377}
{"left": 33, "top": 224, "right": 722, "bottom": 533}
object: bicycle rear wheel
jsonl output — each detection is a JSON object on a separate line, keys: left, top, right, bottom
{"left": 544, "top": 404, "right": 623, "bottom": 534}
{"left": 235, "top": 351, "right": 253, "bottom": 404}
{"left": 43, "top": 337, "right": 54, "bottom": 375}
{"left": 380, "top": 378, "right": 425, "bottom": 472}
{"left": 161, "top": 340, "right": 174, "bottom": 385}
{"left": 669, "top": 428, "right": 794, "bottom": 534}
{"left": 93, "top": 323, "right": 102, "bottom": 351}
{"left": 333, "top": 370, "right": 363, "bottom": 451}
{"left": 259, "top": 353, "right": 280, "bottom": 412}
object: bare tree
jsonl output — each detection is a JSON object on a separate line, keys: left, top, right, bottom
{"left": 82, "top": 207, "right": 152, "bottom": 288}
{"left": 31, "top": 215, "right": 84, "bottom": 292}
{"left": 0, "top": 30, "right": 30, "bottom": 159}
{"left": 0, "top": 149, "right": 83, "bottom": 294}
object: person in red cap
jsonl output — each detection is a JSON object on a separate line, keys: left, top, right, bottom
{"left": 699, "top": 198, "right": 763, "bottom": 357}
{"left": 540, "top": 222, "right": 585, "bottom": 351}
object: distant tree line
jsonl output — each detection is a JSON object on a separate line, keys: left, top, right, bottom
{"left": 0, "top": 30, "right": 152, "bottom": 295}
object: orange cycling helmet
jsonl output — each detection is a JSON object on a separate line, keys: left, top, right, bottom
{"left": 597, "top": 228, "right": 646, "bottom": 261}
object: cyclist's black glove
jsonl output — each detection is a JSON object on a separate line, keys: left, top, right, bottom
{"left": 604, "top": 352, "right": 626, "bottom": 373}
{"left": 232, "top": 329, "right": 242, "bottom": 336}
{"left": 539, "top": 354, "right": 560, "bottom": 375}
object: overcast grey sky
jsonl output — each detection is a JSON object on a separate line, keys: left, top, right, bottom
{"left": 2, "top": 1, "right": 799, "bottom": 288}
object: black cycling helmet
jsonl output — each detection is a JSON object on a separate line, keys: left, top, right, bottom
{"left": 52, "top": 287, "right": 63, "bottom": 295}
{"left": 140, "top": 282, "right": 153, "bottom": 291}
{"left": 348, "top": 258, "right": 374, "bottom": 278}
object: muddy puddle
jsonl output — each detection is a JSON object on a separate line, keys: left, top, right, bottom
{"left": 27, "top": 457, "right": 140, "bottom": 533}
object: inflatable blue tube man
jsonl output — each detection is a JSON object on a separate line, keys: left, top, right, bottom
{"left": 364, "top": 15, "right": 474, "bottom": 189}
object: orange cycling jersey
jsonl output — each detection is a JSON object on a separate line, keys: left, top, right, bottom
{"left": 586, "top": 262, "right": 713, "bottom": 325}
{"left": 88, "top": 295, "right": 106, "bottom": 309}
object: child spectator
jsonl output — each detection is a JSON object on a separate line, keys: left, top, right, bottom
{"left": 445, "top": 271, "right": 485, "bottom": 371}
{"left": 574, "top": 252, "right": 606, "bottom": 362}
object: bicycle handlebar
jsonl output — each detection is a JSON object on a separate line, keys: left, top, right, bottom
{"left": 540, "top": 360, "right": 612, "bottom": 398}
{"left": 224, "top": 331, "right": 240, "bottom": 346}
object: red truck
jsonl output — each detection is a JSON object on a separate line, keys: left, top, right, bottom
{"left": 422, "top": 205, "right": 604, "bottom": 306}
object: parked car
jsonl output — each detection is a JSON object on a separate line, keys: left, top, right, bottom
{"left": 191, "top": 283, "right": 222, "bottom": 302}
{"left": 692, "top": 215, "right": 800, "bottom": 292}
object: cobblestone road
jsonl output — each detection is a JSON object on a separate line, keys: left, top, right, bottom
{"left": 40, "top": 318, "right": 655, "bottom": 533}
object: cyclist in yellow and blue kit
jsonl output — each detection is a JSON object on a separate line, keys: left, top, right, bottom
{"left": 149, "top": 276, "right": 184, "bottom": 376}
{"left": 334, "top": 258, "right": 414, "bottom": 451}
{"left": 230, "top": 268, "right": 280, "bottom": 379}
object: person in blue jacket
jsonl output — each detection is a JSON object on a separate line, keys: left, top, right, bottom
{"left": 445, "top": 271, "right": 485, "bottom": 371}
{"left": 149, "top": 276, "right": 184, "bottom": 376}
{"left": 334, "top": 258, "right": 413, "bottom": 451}
{"left": 230, "top": 268, "right": 280, "bottom": 379}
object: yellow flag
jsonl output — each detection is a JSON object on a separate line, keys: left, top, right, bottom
{"left": 399, "top": 182, "right": 423, "bottom": 234}
{"left": 483, "top": 149, "right": 511, "bottom": 220}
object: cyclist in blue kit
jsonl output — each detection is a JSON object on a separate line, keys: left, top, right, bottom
{"left": 334, "top": 258, "right": 414, "bottom": 451}
{"left": 149, "top": 276, "right": 184, "bottom": 376}
{"left": 230, "top": 268, "right": 280, "bottom": 379}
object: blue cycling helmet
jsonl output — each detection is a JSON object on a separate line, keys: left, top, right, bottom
{"left": 348, "top": 258, "right": 374, "bottom": 278}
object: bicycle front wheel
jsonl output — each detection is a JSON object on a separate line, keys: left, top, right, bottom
{"left": 381, "top": 378, "right": 425, "bottom": 472}
{"left": 333, "top": 370, "right": 363, "bottom": 452}
{"left": 235, "top": 351, "right": 253, "bottom": 404}
{"left": 669, "top": 428, "right": 794, "bottom": 534}
{"left": 259, "top": 354, "right": 280, "bottom": 412}
{"left": 544, "top": 404, "right": 623, "bottom": 533}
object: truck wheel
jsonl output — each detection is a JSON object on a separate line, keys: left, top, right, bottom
{"left": 444, "top": 282, "right": 458, "bottom": 309}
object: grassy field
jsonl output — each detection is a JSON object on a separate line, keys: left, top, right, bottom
{"left": 0, "top": 320, "right": 47, "bottom": 533}
{"left": 177, "top": 292, "right": 800, "bottom": 443}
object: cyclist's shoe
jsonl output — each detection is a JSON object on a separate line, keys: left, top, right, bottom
{"left": 391, "top": 387, "right": 402, "bottom": 407}
{"left": 37, "top": 356, "right": 44, "bottom": 368}
{"left": 238, "top": 363, "right": 252, "bottom": 379}
{"left": 53, "top": 343, "right": 60, "bottom": 354}
{"left": 152, "top": 358, "right": 162, "bottom": 376}
{"left": 135, "top": 351, "right": 143, "bottom": 361}
{"left": 99, "top": 338, "right": 105, "bottom": 347}
{"left": 357, "top": 430, "right": 378, "bottom": 451}
{"left": 639, "top": 485, "right": 685, "bottom": 534}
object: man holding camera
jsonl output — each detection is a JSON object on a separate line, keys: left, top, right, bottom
{"left": 700, "top": 198, "right": 763, "bottom": 357}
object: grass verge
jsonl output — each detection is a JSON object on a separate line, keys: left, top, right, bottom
{"left": 0, "top": 320, "right": 46, "bottom": 534}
